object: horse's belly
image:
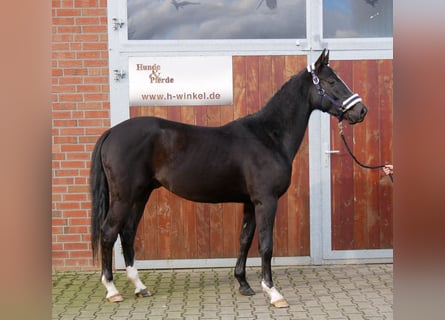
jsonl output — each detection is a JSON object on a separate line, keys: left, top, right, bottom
{"left": 157, "top": 170, "right": 248, "bottom": 203}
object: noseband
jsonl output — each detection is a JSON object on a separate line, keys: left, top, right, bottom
{"left": 307, "top": 64, "right": 362, "bottom": 122}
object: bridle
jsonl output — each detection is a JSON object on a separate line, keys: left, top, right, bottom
{"left": 307, "top": 63, "right": 362, "bottom": 122}
{"left": 307, "top": 64, "right": 393, "bottom": 182}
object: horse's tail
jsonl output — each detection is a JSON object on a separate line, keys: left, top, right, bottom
{"left": 90, "top": 130, "right": 111, "bottom": 263}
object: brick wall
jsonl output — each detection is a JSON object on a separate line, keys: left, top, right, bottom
{"left": 52, "top": 0, "right": 109, "bottom": 271}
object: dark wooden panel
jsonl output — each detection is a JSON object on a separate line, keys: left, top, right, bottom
{"left": 330, "top": 59, "right": 393, "bottom": 250}
{"left": 131, "top": 55, "right": 310, "bottom": 261}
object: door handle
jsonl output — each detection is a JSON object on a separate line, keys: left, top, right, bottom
{"left": 324, "top": 150, "right": 340, "bottom": 154}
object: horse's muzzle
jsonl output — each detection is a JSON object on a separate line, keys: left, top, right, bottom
{"left": 345, "top": 103, "right": 367, "bottom": 124}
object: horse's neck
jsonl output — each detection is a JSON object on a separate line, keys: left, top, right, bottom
{"left": 255, "top": 74, "right": 312, "bottom": 161}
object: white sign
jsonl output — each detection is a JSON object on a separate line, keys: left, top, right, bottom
{"left": 129, "top": 56, "right": 233, "bottom": 106}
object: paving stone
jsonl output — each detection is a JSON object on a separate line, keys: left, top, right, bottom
{"left": 52, "top": 264, "right": 393, "bottom": 320}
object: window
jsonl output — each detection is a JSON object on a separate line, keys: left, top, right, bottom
{"left": 323, "top": 0, "right": 393, "bottom": 38}
{"left": 127, "top": 0, "right": 306, "bottom": 40}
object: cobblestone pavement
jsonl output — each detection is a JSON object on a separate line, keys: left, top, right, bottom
{"left": 52, "top": 264, "right": 393, "bottom": 320}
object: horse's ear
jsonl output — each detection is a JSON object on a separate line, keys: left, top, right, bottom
{"left": 314, "top": 49, "right": 330, "bottom": 70}
{"left": 323, "top": 49, "right": 330, "bottom": 64}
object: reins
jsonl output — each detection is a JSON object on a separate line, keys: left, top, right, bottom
{"left": 338, "top": 121, "right": 393, "bottom": 182}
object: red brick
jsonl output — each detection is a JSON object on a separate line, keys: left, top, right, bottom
{"left": 53, "top": 177, "right": 75, "bottom": 185}
{"left": 84, "top": 59, "right": 107, "bottom": 67}
{"left": 59, "top": 59, "right": 83, "bottom": 68}
{"left": 52, "top": 68, "right": 64, "bottom": 76}
{"left": 77, "top": 102, "right": 103, "bottom": 109}
{"left": 82, "top": 25, "right": 107, "bottom": 33}
{"left": 55, "top": 169, "right": 79, "bottom": 176}
{"left": 84, "top": 93, "right": 108, "bottom": 101}
{"left": 68, "top": 185, "right": 89, "bottom": 193}
{"left": 74, "top": 0, "right": 99, "bottom": 8}
{"left": 59, "top": 94, "right": 84, "bottom": 102}
{"left": 64, "top": 68, "right": 88, "bottom": 76}
{"left": 59, "top": 77, "right": 83, "bottom": 85}
{"left": 84, "top": 76, "right": 108, "bottom": 84}
{"left": 70, "top": 251, "right": 91, "bottom": 258}
{"left": 52, "top": 218, "right": 68, "bottom": 226}
{"left": 75, "top": 17, "right": 99, "bottom": 25}
{"left": 78, "top": 119, "right": 103, "bottom": 127}
{"left": 81, "top": 202, "right": 92, "bottom": 210}
{"left": 85, "top": 127, "right": 107, "bottom": 135}
{"left": 61, "top": 144, "right": 85, "bottom": 152}
{"left": 53, "top": 136, "right": 78, "bottom": 144}
{"left": 60, "top": 127, "right": 85, "bottom": 136}
{"left": 57, "top": 234, "right": 82, "bottom": 242}
{"left": 64, "top": 243, "right": 88, "bottom": 250}
{"left": 63, "top": 209, "right": 88, "bottom": 216}
{"left": 74, "top": 177, "right": 88, "bottom": 184}
{"left": 53, "top": 17, "right": 75, "bottom": 25}
{"left": 52, "top": 243, "right": 63, "bottom": 251}
{"left": 63, "top": 226, "right": 88, "bottom": 234}
{"left": 52, "top": 185, "right": 68, "bottom": 194}
{"left": 79, "top": 135, "right": 102, "bottom": 144}
{"left": 53, "top": 51, "right": 75, "bottom": 59}
{"left": 76, "top": 51, "right": 101, "bottom": 59}
{"left": 70, "top": 218, "right": 90, "bottom": 225}
{"left": 53, "top": 102, "right": 77, "bottom": 110}
{"left": 52, "top": 42, "right": 70, "bottom": 51}
{"left": 53, "top": 110, "right": 72, "bottom": 118}
{"left": 57, "top": 25, "right": 82, "bottom": 33}
{"left": 66, "top": 152, "right": 90, "bottom": 160}
{"left": 56, "top": 8, "right": 81, "bottom": 16}
{"left": 57, "top": 202, "right": 81, "bottom": 210}
{"left": 60, "top": 160, "right": 86, "bottom": 169}
{"left": 53, "top": 251, "right": 69, "bottom": 259}
{"left": 53, "top": 85, "right": 76, "bottom": 93}
{"left": 82, "top": 42, "right": 107, "bottom": 51}
{"left": 77, "top": 84, "right": 102, "bottom": 92}
{"left": 82, "top": 8, "right": 107, "bottom": 16}
{"left": 74, "top": 34, "right": 98, "bottom": 42}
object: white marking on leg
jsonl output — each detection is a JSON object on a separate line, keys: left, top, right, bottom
{"left": 126, "top": 265, "right": 148, "bottom": 295}
{"left": 101, "top": 275, "right": 119, "bottom": 298}
{"left": 261, "top": 280, "right": 289, "bottom": 307}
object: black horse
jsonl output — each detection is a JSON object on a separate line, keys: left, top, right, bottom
{"left": 90, "top": 50, "right": 367, "bottom": 307}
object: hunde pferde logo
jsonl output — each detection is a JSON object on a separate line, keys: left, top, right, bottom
{"left": 135, "top": 63, "right": 175, "bottom": 84}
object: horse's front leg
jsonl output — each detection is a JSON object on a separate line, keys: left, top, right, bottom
{"left": 234, "top": 202, "right": 256, "bottom": 296}
{"left": 255, "top": 198, "right": 289, "bottom": 308}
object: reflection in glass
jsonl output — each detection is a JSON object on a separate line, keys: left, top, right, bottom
{"left": 323, "top": 0, "right": 393, "bottom": 38}
{"left": 127, "top": 0, "right": 306, "bottom": 40}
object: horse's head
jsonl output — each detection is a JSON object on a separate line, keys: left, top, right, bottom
{"left": 307, "top": 49, "right": 368, "bottom": 124}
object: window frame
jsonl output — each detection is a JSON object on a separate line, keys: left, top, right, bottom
{"left": 114, "top": 0, "right": 392, "bottom": 56}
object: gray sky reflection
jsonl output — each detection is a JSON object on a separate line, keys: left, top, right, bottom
{"left": 127, "top": 0, "right": 306, "bottom": 40}
{"left": 324, "top": 0, "right": 393, "bottom": 38}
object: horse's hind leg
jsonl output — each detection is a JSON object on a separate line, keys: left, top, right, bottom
{"left": 120, "top": 194, "right": 152, "bottom": 298}
{"left": 100, "top": 201, "right": 131, "bottom": 302}
{"left": 234, "top": 202, "right": 256, "bottom": 296}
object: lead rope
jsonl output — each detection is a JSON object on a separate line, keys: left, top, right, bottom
{"left": 338, "top": 122, "right": 393, "bottom": 182}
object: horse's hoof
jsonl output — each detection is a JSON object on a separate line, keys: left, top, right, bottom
{"left": 272, "top": 298, "right": 289, "bottom": 308}
{"left": 239, "top": 286, "right": 256, "bottom": 296}
{"left": 135, "top": 289, "right": 152, "bottom": 298}
{"left": 107, "top": 293, "right": 124, "bottom": 303}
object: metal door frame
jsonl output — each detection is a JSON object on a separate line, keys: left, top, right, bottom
{"left": 108, "top": 0, "right": 393, "bottom": 268}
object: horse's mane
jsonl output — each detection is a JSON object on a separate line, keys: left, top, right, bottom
{"left": 238, "top": 70, "right": 309, "bottom": 148}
